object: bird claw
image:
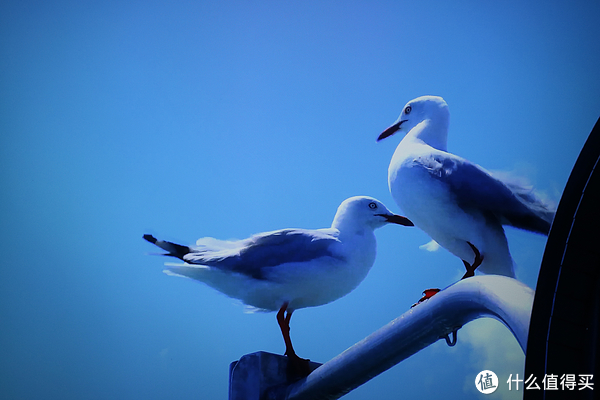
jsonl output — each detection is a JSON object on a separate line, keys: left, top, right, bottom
{"left": 461, "top": 262, "right": 476, "bottom": 279}
{"left": 286, "top": 353, "right": 312, "bottom": 377}
{"left": 411, "top": 288, "right": 441, "bottom": 308}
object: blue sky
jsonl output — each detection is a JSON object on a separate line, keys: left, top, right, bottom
{"left": 1, "top": 1, "right": 599, "bottom": 399}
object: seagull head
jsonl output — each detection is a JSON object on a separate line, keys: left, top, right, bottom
{"left": 332, "top": 196, "right": 413, "bottom": 231}
{"left": 377, "top": 96, "right": 449, "bottom": 146}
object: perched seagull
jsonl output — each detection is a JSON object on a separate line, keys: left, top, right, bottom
{"left": 143, "top": 196, "right": 413, "bottom": 375}
{"left": 377, "top": 96, "right": 554, "bottom": 301}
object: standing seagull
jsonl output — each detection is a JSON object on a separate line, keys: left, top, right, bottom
{"left": 143, "top": 196, "right": 413, "bottom": 375}
{"left": 377, "top": 96, "right": 554, "bottom": 300}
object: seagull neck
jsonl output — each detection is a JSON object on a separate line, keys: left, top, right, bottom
{"left": 331, "top": 219, "right": 372, "bottom": 239}
{"left": 409, "top": 119, "right": 448, "bottom": 151}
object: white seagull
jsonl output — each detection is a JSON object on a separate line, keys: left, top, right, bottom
{"left": 143, "top": 196, "right": 413, "bottom": 375}
{"left": 377, "top": 96, "right": 554, "bottom": 301}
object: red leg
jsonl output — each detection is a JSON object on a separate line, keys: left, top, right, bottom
{"left": 276, "top": 302, "right": 311, "bottom": 376}
{"left": 276, "top": 303, "right": 295, "bottom": 357}
{"left": 461, "top": 242, "right": 484, "bottom": 279}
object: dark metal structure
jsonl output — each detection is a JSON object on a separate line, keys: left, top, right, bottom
{"left": 525, "top": 117, "right": 600, "bottom": 399}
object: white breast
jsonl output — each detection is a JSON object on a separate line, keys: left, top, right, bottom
{"left": 388, "top": 142, "right": 515, "bottom": 277}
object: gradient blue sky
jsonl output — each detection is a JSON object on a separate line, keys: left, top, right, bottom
{"left": 1, "top": 1, "right": 599, "bottom": 399}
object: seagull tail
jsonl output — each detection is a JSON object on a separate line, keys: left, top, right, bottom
{"left": 143, "top": 234, "right": 191, "bottom": 261}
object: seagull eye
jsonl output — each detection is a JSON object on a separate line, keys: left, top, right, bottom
{"left": 368, "top": 202, "right": 378, "bottom": 210}
{"left": 404, "top": 105, "right": 412, "bottom": 115}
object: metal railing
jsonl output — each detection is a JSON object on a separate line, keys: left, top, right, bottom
{"left": 229, "top": 275, "right": 534, "bottom": 400}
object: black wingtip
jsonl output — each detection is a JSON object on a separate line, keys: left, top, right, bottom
{"left": 143, "top": 234, "right": 157, "bottom": 244}
{"left": 143, "top": 234, "right": 191, "bottom": 260}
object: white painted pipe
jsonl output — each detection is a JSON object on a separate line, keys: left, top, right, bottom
{"left": 283, "top": 275, "right": 533, "bottom": 400}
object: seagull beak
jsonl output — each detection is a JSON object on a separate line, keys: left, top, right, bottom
{"left": 377, "top": 213, "right": 414, "bottom": 226}
{"left": 377, "top": 119, "right": 406, "bottom": 141}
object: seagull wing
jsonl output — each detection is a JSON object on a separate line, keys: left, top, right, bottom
{"left": 183, "top": 228, "right": 342, "bottom": 280}
{"left": 417, "top": 153, "right": 555, "bottom": 234}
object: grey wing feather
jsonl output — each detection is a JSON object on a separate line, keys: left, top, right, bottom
{"left": 419, "top": 154, "right": 556, "bottom": 234}
{"left": 183, "top": 228, "right": 341, "bottom": 279}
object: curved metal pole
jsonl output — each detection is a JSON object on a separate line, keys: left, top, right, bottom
{"left": 281, "top": 276, "right": 533, "bottom": 400}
